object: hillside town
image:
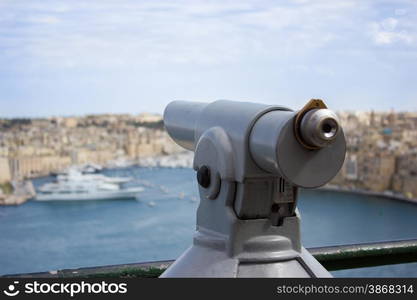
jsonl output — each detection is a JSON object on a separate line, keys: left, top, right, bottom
{"left": 332, "top": 110, "right": 417, "bottom": 199}
{"left": 0, "top": 110, "right": 416, "bottom": 204}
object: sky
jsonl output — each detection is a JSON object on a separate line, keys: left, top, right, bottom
{"left": 0, "top": 0, "right": 416, "bottom": 117}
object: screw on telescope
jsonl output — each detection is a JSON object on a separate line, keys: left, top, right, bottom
{"left": 197, "top": 165, "right": 211, "bottom": 188}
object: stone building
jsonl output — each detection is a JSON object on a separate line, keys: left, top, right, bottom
{"left": 0, "top": 157, "right": 11, "bottom": 183}
{"left": 358, "top": 152, "right": 396, "bottom": 192}
{"left": 392, "top": 152, "right": 417, "bottom": 198}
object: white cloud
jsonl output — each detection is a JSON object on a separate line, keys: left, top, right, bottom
{"left": 373, "top": 30, "right": 413, "bottom": 45}
{"left": 0, "top": 0, "right": 364, "bottom": 70}
{"left": 370, "top": 17, "right": 415, "bottom": 45}
{"left": 0, "top": 0, "right": 416, "bottom": 72}
{"left": 381, "top": 17, "right": 398, "bottom": 31}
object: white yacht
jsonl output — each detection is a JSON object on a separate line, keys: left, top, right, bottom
{"left": 57, "top": 169, "right": 132, "bottom": 184}
{"left": 35, "top": 171, "right": 143, "bottom": 201}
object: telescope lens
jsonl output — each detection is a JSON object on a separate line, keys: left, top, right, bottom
{"left": 322, "top": 123, "right": 332, "bottom": 133}
{"left": 320, "top": 118, "right": 338, "bottom": 139}
{"left": 300, "top": 109, "right": 340, "bottom": 148}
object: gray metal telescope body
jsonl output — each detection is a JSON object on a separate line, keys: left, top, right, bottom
{"left": 161, "top": 100, "right": 346, "bottom": 277}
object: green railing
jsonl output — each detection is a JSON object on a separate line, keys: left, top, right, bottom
{"left": 4, "top": 239, "right": 417, "bottom": 278}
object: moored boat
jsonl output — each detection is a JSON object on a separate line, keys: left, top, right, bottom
{"left": 35, "top": 171, "right": 143, "bottom": 201}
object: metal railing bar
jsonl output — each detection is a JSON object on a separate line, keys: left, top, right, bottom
{"left": 3, "top": 239, "right": 417, "bottom": 277}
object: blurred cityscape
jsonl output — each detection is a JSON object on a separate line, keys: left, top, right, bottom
{"left": 0, "top": 110, "right": 416, "bottom": 204}
{"left": 333, "top": 110, "right": 416, "bottom": 199}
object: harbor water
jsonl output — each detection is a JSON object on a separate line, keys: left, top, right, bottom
{"left": 1, "top": 167, "right": 417, "bottom": 277}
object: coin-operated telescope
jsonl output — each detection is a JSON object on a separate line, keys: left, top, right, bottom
{"left": 160, "top": 99, "right": 346, "bottom": 277}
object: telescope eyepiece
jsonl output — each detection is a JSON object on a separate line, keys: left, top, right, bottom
{"left": 299, "top": 108, "right": 340, "bottom": 149}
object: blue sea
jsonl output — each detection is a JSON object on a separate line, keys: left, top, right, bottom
{"left": 1, "top": 167, "right": 417, "bottom": 277}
